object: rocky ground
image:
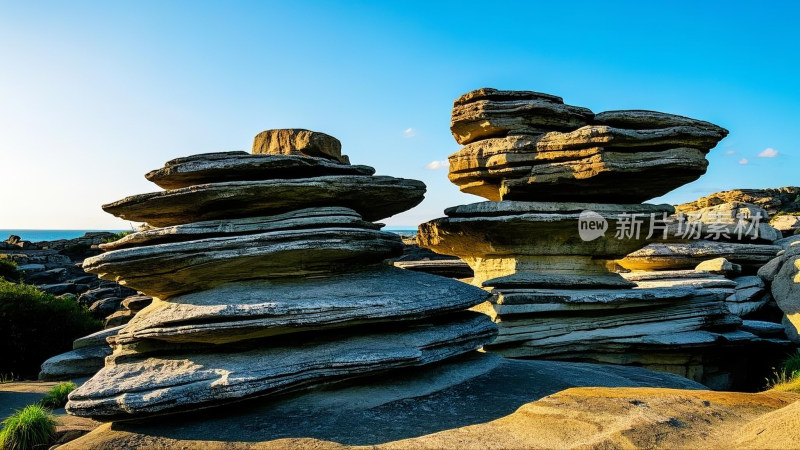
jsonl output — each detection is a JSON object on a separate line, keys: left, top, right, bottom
{"left": 1, "top": 232, "right": 152, "bottom": 329}
{"left": 1, "top": 232, "right": 153, "bottom": 381}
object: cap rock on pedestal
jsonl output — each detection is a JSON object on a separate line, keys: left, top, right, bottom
{"left": 252, "top": 129, "right": 350, "bottom": 164}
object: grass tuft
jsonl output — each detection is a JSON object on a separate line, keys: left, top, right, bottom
{"left": 766, "top": 350, "right": 800, "bottom": 393}
{"left": 783, "top": 350, "right": 800, "bottom": 377}
{"left": 39, "top": 382, "right": 77, "bottom": 409}
{"left": 0, "top": 404, "right": 56, "bottom": 450}
{"left": 102, "top": 231, "right": 131, "bottom": 243}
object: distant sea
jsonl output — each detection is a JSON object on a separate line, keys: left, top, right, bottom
{"left": 382, "top": 228, "right": 417, "bottom": 237}
{"left": 1, "top": 228, "right": 418, "bottom": 242}
{"left": 0, "top": 230, "right": 125, "bottom": 242}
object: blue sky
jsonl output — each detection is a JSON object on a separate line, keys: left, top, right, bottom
{"left": 1, "top": 1, "right": 797, "bottom": 229}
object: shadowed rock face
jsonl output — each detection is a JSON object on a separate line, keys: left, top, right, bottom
{"left": 67, "top": 129, "right": 497, "bottom": 420}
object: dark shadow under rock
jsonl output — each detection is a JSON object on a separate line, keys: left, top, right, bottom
{"left": 106, "top": 353, "right": 703, "bottom": 446}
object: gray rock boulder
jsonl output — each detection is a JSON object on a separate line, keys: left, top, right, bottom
{"left": 39, "top": 345, "right": 111, "bottom": 381}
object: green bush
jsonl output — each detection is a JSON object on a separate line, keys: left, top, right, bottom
{"left": 765, "top": 351, "right": 800, "bottom": 393}
{"left": 102, "top": 231, "right": 131, "bottom": 243}
{"left": 39, "top": 382, "right": 77, "bottom": 409}
{"left": 0, "top": 261, "right": 18, "bottom": 283}
{"left": 783, "top": 350, "right": 800, "bottom": 378}
{"left": 0, "top": 404, "right": 56, "bottom": 450}
{"left": 0, "top": 281, "right": 102, "bottom": 378}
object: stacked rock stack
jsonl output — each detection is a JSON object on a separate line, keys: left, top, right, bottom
{"left": 417, "top": 88, "right": 772, "bottom": 388}
{"left": 65, "top": 129, "right": 496, "bottom": 420}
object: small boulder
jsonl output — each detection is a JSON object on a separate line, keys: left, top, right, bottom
{"left": 695, "top": 257, "right": 742, "bottom": 276}
{"left": 252, "top": 129, "right": 348, "bottom": 164}
{"left": 89, "top": 297, "right": 124, "bottom": 318}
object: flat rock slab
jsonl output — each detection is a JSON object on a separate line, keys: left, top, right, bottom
{"left": 449, "top": 135, "right": 710, "bottom": 202}
{"left": 450, "top": 87, "right": 593, "bottom": 145}
{"left": 60, "top": 354, "right": 713, "bottom": 449}
{"left": 39, "top": 345, "right": 111, "bottom": 381}
{"left": 593, "top": 109, "right": 730, "bottom": 132}
{"left": 66, "top": 313, "right": 497, "bottom": 420}
{"left": 392, "top": 260, "right": 474, "bottom": 279}
{"left": 618, "top": 241, "right": 781, "bottom": 271}
{"left": 84, "top": 227, "right": 403, "bottom": 298}
{"left": 443, "top": 199, "right": 674, "bottom": 217}
{"left": 741, "top": 320, "right": 785, "bottom": 336}
{"left": 99, "top": 207, "right": 377, "bottom": 251}
{"left": 115, "top": 267, "right": 490, "bottom": 345}
{"left": 420, "top": 201, "right": 674, "bottom": 259}
{"left": 73, "top": 326, "right": 124, "bottom": 349}
{"left": 103, "top": 176, "right": 426, "bottom": 226}
{"left": 535, "top": 124, "right": 727, "bottom": 152}
{"left": 145, "top": 152, "right": 372, "bottom": 189}
{"left": 481, "top": 289, "right": 736, "bottom": 348}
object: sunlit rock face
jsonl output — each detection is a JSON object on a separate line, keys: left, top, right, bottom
{"left": 420, "top": 88, "right": 790, "bottom": 390}
{"left": 448, "top": 89, "right": 727, "bottom": 203}
{"left": 66, "top": 129, "right": 497, "bottom": 420}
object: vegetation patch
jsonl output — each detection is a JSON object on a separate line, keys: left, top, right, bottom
{"left": 766, "top": 350, "right": 800, "bottom": 393}
{"left": 0, "top": 281, "right": 101, "bottom": 378}
{"left": 0, "top": 404, "right": 56, "bottom": 450}
{"left": 0, "top": 260, "right": 18, "bottom": 283}
{"left": 39, "top": 382, "right": 77, "bottom": 409}
{"left": 102, "top": 231, "right": 132, "bottom": 243}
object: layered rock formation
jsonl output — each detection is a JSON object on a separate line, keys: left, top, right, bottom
{"left": 418, "top": 88, "right": 786, "bottom": 389}
{"left": 448, "top": 89, "right": 727, "bottom": 202}
{"left": 612, "top": 201, "right": 793, "bottom": 386}
{"left": 66, "top": 129, "right": 496, "bottom": 420}
{"left": 676, "top": 186, "right": 800, "bottom": 218}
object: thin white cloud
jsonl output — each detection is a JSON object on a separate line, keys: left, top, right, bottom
{"left": 738, "top": 158, "right": 749, "bottom": 165}
{"left": 758, "top": 147, "right": 779, "bottom": 158}
{"left": 725, "top": 150, "right": 736, "bottom": 155}
{"left": 425, "top": 160, "right": 449, "bottom": 170}
{"left": 403, "top": 128, "right": 417, "bottom": 138}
